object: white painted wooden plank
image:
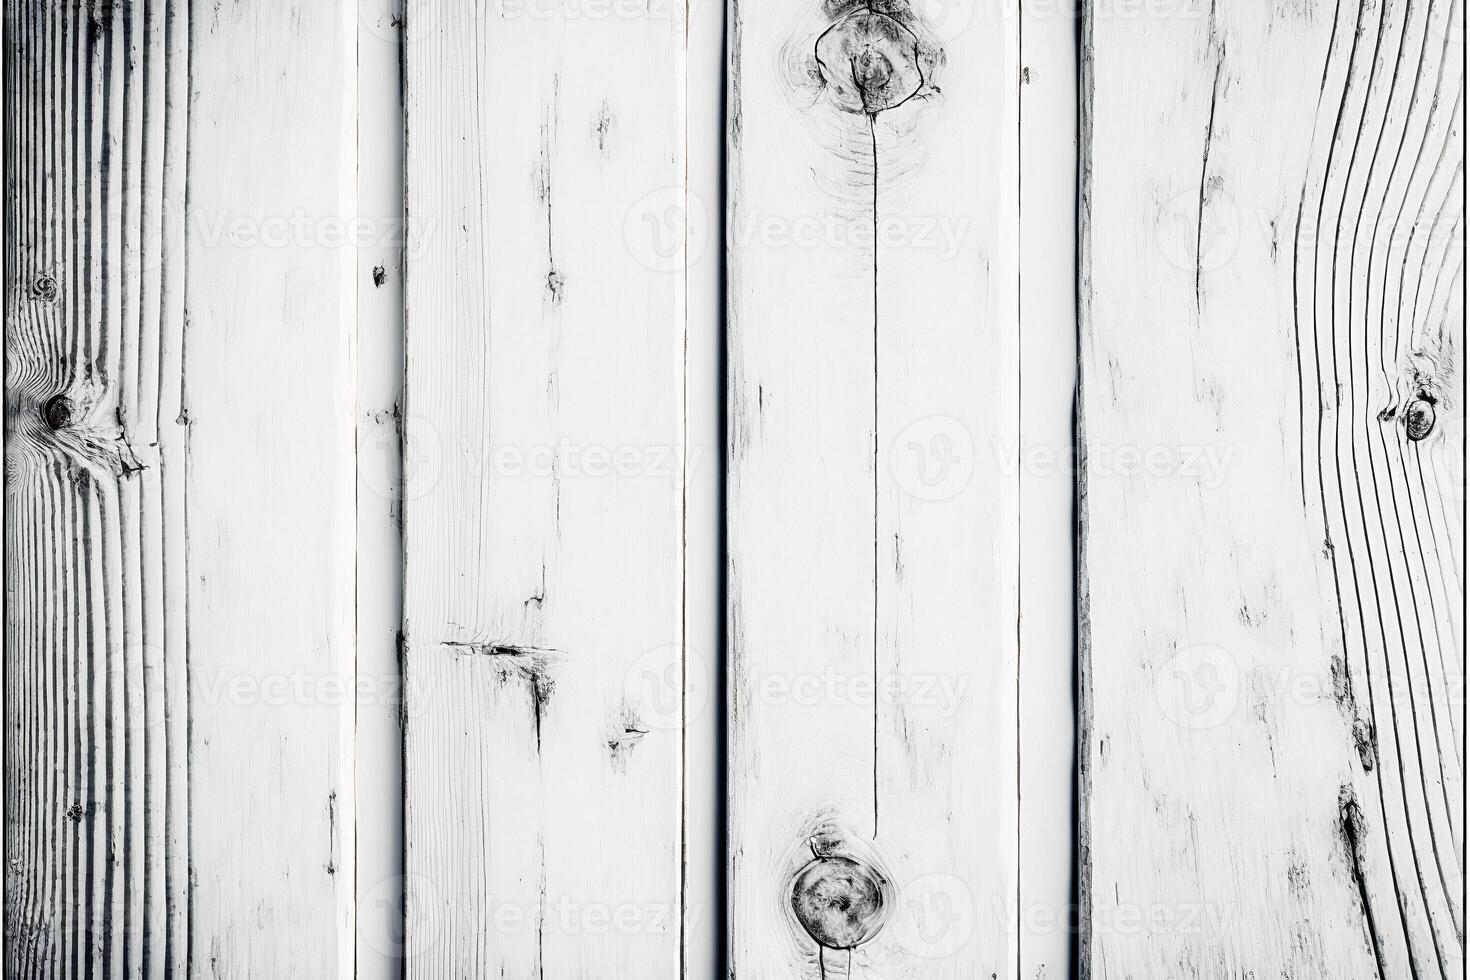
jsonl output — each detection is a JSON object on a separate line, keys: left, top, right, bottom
{"left": 5, "top": 0, "right": 189, "bottom": 972}
{"left": 1019, "top": 4, "right": 1081, "bottom": 978}
{"left": 401, "top": 2, "right": 691, "bottom": 974}
{"left": 354, "top": 0, "right": 409, "bottom": 974}
{"left": 1079, "top": 0, "right": 1464, "bottom": 975}
{"left": 184, "top": 0, "right": 358, "bottom": 973}
{"left": 727, "top": 0, "right": 1022, "bottom": 975}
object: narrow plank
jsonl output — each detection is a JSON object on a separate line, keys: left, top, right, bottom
{"left": 1019, "top": 5, "right": 1081, "bottom": 978}
{"left": 685, "top": 0, "right": 728, "bottom": 969}
{"left": 1080, "top": 0, "right": 1464, "bottom": 975}
{"left": 726, "top": 0, "right": 1022, "bottom": 976}
{"left": 184, "top": 1, "right": 357, "bottom": 973}
{"left": 4, "top": 0, "right": 189, "bottom": 973}
{"left": 401, "top": 2, "right": 691, "bottom": 974}
{"left": 355, "top": 0, "right": 409, "bottom": 974}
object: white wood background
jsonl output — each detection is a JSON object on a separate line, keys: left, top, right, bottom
{"left": 399, "top": 0, "right": 698, "bottom": 976}
{"left": 1081, "top": 0, "right": 1464, "bottom": 976}
{"left": 725, "top": 0, "right": 1023, "bottom": 977}
{"left": 1, "top": 0, "right": 1461, "bottom": 977}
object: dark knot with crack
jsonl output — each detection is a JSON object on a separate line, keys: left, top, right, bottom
{"left": 789, "top": 844, "right": 890, "bottom": 951}
{"left": 814, "top": 9, "right": 925, "bottom": 115}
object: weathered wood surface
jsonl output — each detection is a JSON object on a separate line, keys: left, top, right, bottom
{"left": 5, "top": 0, "right": 190, "bottom": 972}
{"left": 726, "top": 0, "right": 1022, "bottom": 975}
{"left": 6, "top": 0, "right": 359, "bottom": 974}
{"left": 1080, "top": 0, "right": 1464, "bottom": 975}
{"left": 184, "top": 0, "right": 359, "bottom": 973}
{"left": 401, "top": 1, "right": 692, "bottom": 974}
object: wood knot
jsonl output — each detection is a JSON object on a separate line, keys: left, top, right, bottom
{"left": 790, "top": 843, "right": 890, "bottom": 950}
{"left": 815, "top": 10, "right": 924, "bottom": 114}
{"left": 43, "top": 394, "right": 75, "bottom": 430}
{"left": 1404, "top": 397, "right": 1436, "bottom": 442}
{"left": 30, "top": 273, "right": 58, "bottom": 303}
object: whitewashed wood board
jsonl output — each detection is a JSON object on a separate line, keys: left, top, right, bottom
{"left": 184, "top": 0, "right": 359, "bottom": 974}
{"left": 4, "top": 0, "right": 1462, "bottom": 975}
{"left": 5, "top": 0, "right": 191, "bottom": 971}
{"left": 400, "top": 1, "right": 695, "bottom": 975}
{"left": 5, "top": 0, "right": 359, "bottom": 975}
{"left": 1080, "top": 0, "right": 1464, "bottom": 975}
{"left": 726, "top": 0, "right": 1022, "bottom": 976}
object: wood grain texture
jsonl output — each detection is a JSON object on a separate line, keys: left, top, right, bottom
{"left": 401, "top": 1, "right": 691, "bottom": 974}
{"left": 1080, "top": 0, "right": 1464, "bottom": 975}
{"left": 726, "top": 0, "right": 1021, "bottom": 975}
{"left": 184, "top": 0, "right": 357, "bottom": 973}
{"left": 5, "top": 0, "right": 189, "bottom": 972}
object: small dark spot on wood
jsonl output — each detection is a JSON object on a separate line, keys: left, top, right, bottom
{"left": 444, "top": 641, "right": 560, "bottom": 746}
{"left": 371, "top": 265, "right": 387, "bottom": 288}
{"left": 545, "top": 268, "right": 566, "bottom": 307}
{"left": 31, "top": 273, "right": 58, "bottom": 302}
{"left": 65, "top": 802, "right": 85, "bottom": 823}
{"left": 1022, "top": 66, "right": 1031, "bottom": 84}
{"left": 44, "top": 394, "right": 74, "bottom": 430}
{"left": 607, "top": 707, "right": 649, "bottom": 774}
{"left": 1404, "top": 397, "right": 1435, "bottom": 441}
{"left": 1328, "top": 653, "right": 1351, "bottom": 707}
{"left": 594, "top": 100, "right": 615, "bottom": 157}
{"left": 1351, "top": 719, "right": 1376, "bottom": 771}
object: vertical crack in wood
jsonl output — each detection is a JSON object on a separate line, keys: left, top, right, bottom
{"left": 1341, "top": 788, "right": 1391, "bottom": 979}
{"left": 1195, "top": 20, "right": 1225, "bottom": 314}
{"left": 869, "top": 108, "right": 881, "bottom": 843}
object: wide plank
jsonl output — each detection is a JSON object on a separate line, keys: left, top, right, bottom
{"left": 184, "top": 0, "right": 358, "bottom": 972}
{"left": 727, "top": 0, "right": 1022, "bottom": 975}
{"left": 401, "top": 2, "right": 692, "bottom": 974}
{"left": 1079, "top": 0, "right": 1464, "bottom": 974}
